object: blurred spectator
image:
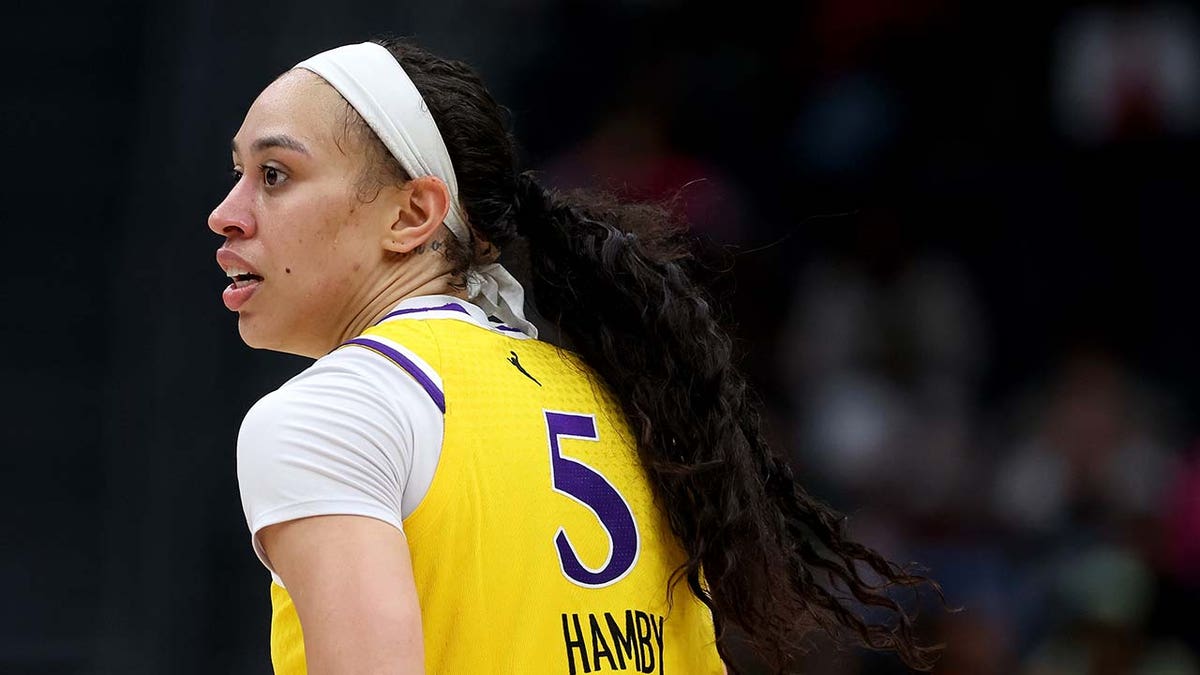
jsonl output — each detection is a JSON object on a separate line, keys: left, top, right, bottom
{"left": 1021, "top": 545, "right": 1198, "bottom": 675}
{"left": 789, "top": 71, "right": 901, "bottom": 178}
{"left": 1053, "top": 3, "right": 1200, "bottom": 144}
{"left": 991, "top": 350, "right": 1175, "bottom": 541}
{"left": 932, "top": 611, "right": 1015, "bottom": 675}
{"left": 780, "top": 209, "right": 987, "bottom": 519}
{"left": 1162, "top": 446, "right": 1200, "bottom": 587}
{"left": 538, "top": 56, "right": 748, "bottom": 243}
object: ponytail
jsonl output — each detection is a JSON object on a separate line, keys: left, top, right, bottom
{"left": 359, "top": 38, "right": 941, "bottom": 673}
{"left": 512, "top": 172, "right": 940, "bottom": 672}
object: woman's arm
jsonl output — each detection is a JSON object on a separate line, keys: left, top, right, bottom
{"left": 261, "top": 515, "right": 425, "bottom": 675}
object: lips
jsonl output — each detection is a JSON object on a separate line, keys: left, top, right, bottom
{"left": 216, "top": 248, "right": 264, "bottom": 312}
{"left": 222, "top": 278, "right": 261, "bottom": 311}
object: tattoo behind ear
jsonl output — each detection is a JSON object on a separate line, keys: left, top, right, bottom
{"left": 413, "top": 239, "right": 448, "bottom": 255}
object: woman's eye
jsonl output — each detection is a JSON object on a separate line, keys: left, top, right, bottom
{"left": 262, "top": 166, "right": 286, "bottom": 187}
{"left": 230, "top": 168, "right": 243, "bottom": 183}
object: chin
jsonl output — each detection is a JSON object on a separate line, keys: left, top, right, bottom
{"left": 236, "top": 314, "right": 280, "bottom": 351}
{"left": 237, "top": 314, "right": 319, "bottom": 357}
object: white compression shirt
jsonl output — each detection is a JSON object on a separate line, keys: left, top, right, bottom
{"left": 236, "top": 294, "right": 517, "bottom": 584}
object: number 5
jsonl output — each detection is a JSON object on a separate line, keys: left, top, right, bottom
{"left": 545, "top": 410, "right": 640, "bottom": 587}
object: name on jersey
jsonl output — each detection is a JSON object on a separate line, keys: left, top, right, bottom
{"left": 561, "top": 610, "right": 665, "bottom": 674}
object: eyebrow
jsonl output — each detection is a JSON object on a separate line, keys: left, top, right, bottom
{"left": 231, "top": 134, "right": 312, "bottom": 157}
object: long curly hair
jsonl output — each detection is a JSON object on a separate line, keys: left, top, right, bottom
{"left": 339, "top": 37, "right": 941, "bottom": 673}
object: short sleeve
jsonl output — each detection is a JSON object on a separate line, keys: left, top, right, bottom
{"left": 236, "top": 346, "right": 442, "bottom": 578}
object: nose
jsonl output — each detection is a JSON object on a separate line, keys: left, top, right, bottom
{"left": 208, "top": 182, "right": 257, "bottom": 239}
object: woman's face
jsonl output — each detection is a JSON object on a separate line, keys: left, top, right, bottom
{"left": 209, "top": 70, "right": 397, "bottom": 357}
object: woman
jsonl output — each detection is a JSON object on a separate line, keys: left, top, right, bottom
{"left": 209, "top": 39, "right": 936, "bottom": 674}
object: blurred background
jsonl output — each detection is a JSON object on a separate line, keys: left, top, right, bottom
{"left": 2, "top": 0, "right": 1198, "bottom": 673}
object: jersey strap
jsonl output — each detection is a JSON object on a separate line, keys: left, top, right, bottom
{"left": 338, "top": 330, "right": 445, "bottom": 413}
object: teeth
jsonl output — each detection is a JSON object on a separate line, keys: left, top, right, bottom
{"left": 226, "top": 267, "right": 250, "bottom": 278}
{"left": 232, "top": 277, "right": 261, "bottom": 289}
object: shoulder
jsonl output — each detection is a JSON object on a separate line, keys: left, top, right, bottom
{"left": 236, "top": 345, "right": 445, "bottom": 566}
{"left": 237, "top": 345, "right": 442, "bottom": 481}
{"left": 339, "top": 327, "right": 446, "bottom": 413}
{"left": 243, "top": 343, "right": 431, "bottom": 428}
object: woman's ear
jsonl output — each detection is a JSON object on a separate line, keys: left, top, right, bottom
{"left": 381, "top": 175, "right": 451, "bottom": 254}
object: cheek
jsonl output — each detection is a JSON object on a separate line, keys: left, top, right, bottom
{"left": 267, "top": 178, "right": 377, "bottom": 289}
{"left": 292, "top": 234, "right": 371, "bottom": 300}
{"left": 272, "top": 193, "right": 360, "bottom": 277}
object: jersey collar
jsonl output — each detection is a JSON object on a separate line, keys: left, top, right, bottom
{"left": 373, "top": 294, "right": 533, "bottom": 339}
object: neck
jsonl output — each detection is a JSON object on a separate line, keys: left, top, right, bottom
{"left": 333, "top": 271, "right": 465, "bottom": 350}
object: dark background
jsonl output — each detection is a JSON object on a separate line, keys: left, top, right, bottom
{"left": 2, "top": 0, "right": 1198, "bottom": 673}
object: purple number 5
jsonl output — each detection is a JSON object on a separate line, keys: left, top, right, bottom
{"left": 545, "top": 410, "right": 640, "bottom": 587}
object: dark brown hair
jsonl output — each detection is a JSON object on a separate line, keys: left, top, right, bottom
{"left": 336, "top": 36, "right": 941, "bottom": 673}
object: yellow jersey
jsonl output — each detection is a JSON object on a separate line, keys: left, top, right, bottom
{"left": 268, "top": 303, "right": 723, "bottom": 674}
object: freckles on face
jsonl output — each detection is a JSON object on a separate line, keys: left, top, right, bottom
{"left": 291, "top": 202, "right": 375, "bottom": 293}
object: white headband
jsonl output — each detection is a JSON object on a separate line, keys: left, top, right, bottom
{"left": 295, "top": 42, "right": 537, "bottom": 338}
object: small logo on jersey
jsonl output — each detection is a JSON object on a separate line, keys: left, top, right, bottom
{"left": 507, "top": 351, "right": 542, "bottom": 386}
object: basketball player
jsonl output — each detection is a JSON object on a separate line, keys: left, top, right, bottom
{"left": 209, "top": 39, "right": 936, "bottom": 674}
